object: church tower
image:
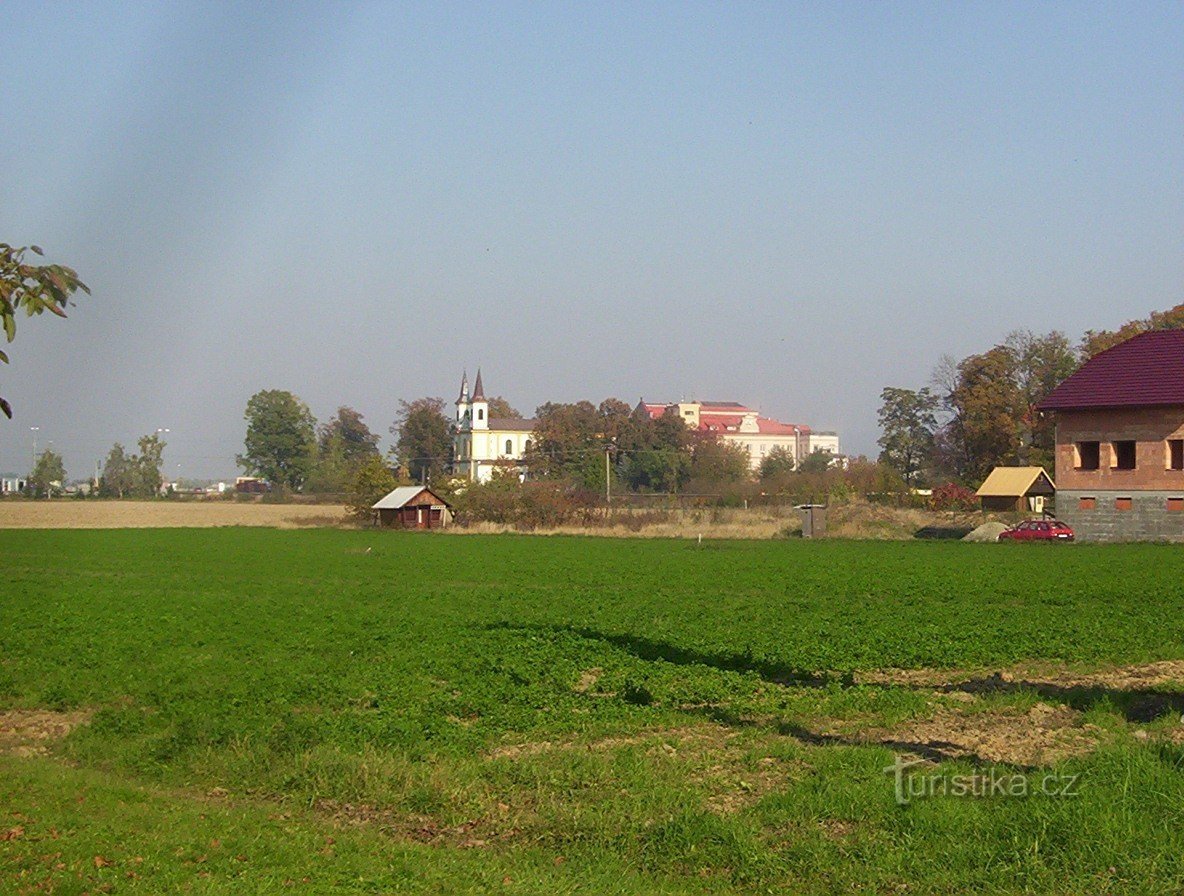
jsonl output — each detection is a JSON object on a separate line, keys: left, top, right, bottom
{"left": 470, "top": 368, "right": 489, "bottom": 431}
{"left": 455, "top": 370, "right": 470, "bottom": 428}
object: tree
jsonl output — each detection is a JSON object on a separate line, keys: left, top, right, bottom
{"left": 28, "top": 448, "right": 65, "bottom": 498}
{"left": 133, "top": 433, "right": 166, "bottom": 497}
{"left": 392, "top": 398, "right": 452, "bottom": 483}
{"left": 687, "top": 432, "right": 751, "bottom": 488}
{"left": 238, "top": 390, "right": 317, "bottom": 490}
{"left": 346, "top": 453, "right": 400, "bottom": 521}
{"left": 928, "top": 330, "right": 1077, "bottom": 483}
{"left": 0, "top": 243, "right": 89, "bottom": 419}
{"left": 99, "top": 444, "right": 134, "bottom": 498}
{"left": 1004, "top": 330, "right": 1078, "bottom": 467}
{"left": 798, "top": 449, "right": 837, "bottom": 475}
{"left": 319, "top": 406, "right": 380, "bottom": 461}
{"left": 876, "top": 387, "right": 938, "bottom": 488}
{"left": 1081, "top": 302, "right": 1184, "bottom": 359}
{"left": 616, "top": 406, "right": 690, "bottom": 493}
{"left": 939, "top": 346, "right": 1023, "bottom": 483}
{"left": 759, "top": 446, "right": 797, "bottom": 481}
{"left": 307, "top": 407, "right": 381, "bottom": 493}
{"left": 524, "top": 400, "right": 604, "bottom": 486}
{"left": 485, "top": 397, "right": 522, "bottom": 420}
{"left": 98, "top": 435, "right": 167, "bottom": 498}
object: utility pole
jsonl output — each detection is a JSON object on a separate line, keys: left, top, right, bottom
{"left": 605, "top": 445, "right": 611, "bottom": 508}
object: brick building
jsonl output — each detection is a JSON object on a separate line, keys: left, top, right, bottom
{"left": 1038, "top": 330, "right": 1184, "bottom": 541}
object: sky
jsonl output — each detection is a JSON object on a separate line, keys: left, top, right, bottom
{"left": 2, "top": 2, "right": 1181, "bottom": 480}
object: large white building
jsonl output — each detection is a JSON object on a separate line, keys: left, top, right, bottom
{"left": 636, "top": 400, "right": 841, "bottom": 471}
{"left": 452, "top": 370, "right": 537, "bottom": 483}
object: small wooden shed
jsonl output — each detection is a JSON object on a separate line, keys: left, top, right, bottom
{"left": 975, "top": 467, "right": 1056, "bottom": 513}
{"left": 372, "top": 486, "right": 452, "bottom": 529}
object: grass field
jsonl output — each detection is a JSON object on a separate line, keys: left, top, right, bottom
{"left": 4, "top": 530, "right": 1184, "bottom": 893}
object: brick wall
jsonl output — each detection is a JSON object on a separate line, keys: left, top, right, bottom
{"left": 1058, "top": 489, "right": 1184, "bottom": 542}
{"left": 1054, "top": 406, "right": 1184, "bottom": 491}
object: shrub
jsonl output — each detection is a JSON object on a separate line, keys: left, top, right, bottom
{"left": 929, "top": 482, "right": 977, "bottom": 511}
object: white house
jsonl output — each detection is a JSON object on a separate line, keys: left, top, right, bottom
{"left": 452, "top": 370, "right": 537, "bottom": 483}
{"left": 1, "top": 476, "right": 27, "bottom": 495}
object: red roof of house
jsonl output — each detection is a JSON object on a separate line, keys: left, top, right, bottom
{"left": 698, "top": 413, "right": 740, "bottom": 431}
{"left": 636, "top": 400, "right": 808, "bottom": 435}
{"left": 1038, "top": 330, "right": 1184, "bottom": 411}
{"left": 757, "top": 418, "right": 809, "bottom": 435}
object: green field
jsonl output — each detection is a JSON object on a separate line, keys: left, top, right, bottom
{"left": 4, "top": 530, "right": 1184, "bottom": 894}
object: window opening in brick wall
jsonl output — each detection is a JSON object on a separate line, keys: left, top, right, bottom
{"left": 1075, "top": 441, "right": 1100, "bottom": 470}
{"left": 1169, "top": 440, "right": 1184, "bottom": 471}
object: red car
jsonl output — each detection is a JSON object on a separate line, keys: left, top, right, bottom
{"left": 997, "top": 519, "right": 1075, "bottom": 542}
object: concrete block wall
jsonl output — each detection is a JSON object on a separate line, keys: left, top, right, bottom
{"left": 1059, "top": 490, "right": 1184, "bottom": 542}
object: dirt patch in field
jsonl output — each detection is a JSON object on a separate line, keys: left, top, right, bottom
{"left": 313, "top": 800, "right": 523, "bottom": 849}
{"left": 0, "top": 500, "right": 348, "bottom": 529}
{"left": 827, "top": 659, "right": 1184, "bottom": 765}
{"left": 0, "top": 709, "right": 92, "bottom": 757}
{"left": 488, "top": 724, "right": 804, "bottom": 814}
{"left": 856, "top": 701, "right": 1102, "bottom": 766}
{"left": 858, "top": 659, "right": 1184, "bottom": 692}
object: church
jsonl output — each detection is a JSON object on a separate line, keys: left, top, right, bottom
{"left": 452, "top": 370, "right": 537, "bottom": 482}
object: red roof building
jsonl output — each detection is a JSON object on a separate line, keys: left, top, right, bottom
{"left": 633, "top": 399, "right": 838, "bottom": 471}
{"left": 1038, "top": 330, "right": 1184, "bottom": 541}
{"left": 1040, "top": 330, "right": 1184, "bottom": 411}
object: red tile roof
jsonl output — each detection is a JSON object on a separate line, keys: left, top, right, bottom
{"left": 1039, "top": 330, "right": 1184, "bottom": 411}
{"left": 698, "top": 413, "right": 741, "bottom": 430}
{"left": 757, "top": 418, "right": 808, "bottom": 435}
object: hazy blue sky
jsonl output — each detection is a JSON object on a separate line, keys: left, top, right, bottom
{"left": 2, "top": 2, "right": 1181, "bottom": 479}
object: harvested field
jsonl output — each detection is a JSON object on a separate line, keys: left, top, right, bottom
{"left": 0, "top": 499, "right": 348, "bottom": 529}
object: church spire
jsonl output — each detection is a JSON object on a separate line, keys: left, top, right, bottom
{"left": 472, "top": 368, "right": 485, "bottom": 401}
{"left": 456, "top": 370, "right": 469, "bottom": 404}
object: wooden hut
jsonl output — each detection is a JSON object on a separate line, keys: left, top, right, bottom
{"left": 372, "top": 486, "right": 452, "bottom": 529}
{"left": 975, "top": 467, "right": 1056, "bottom": 513}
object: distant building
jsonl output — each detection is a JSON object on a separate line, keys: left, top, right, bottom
{"left": 975, "top": 466, "right": 1056, "bottom": 513}
{"left": 1, "top": 476, "right": 27, "bottom": 495}
{"left": 1038, "top": 330, "right": 1184, "bottom": 541}
{"left": 234, "top": 476, "right": 268, "bottom": 494}
{"left": 452, "top": 370, "right": 537, "bottom": 483}
{"left": 636, "top": 400, "right": 840, "bottom": 471}
{"left": 372, "top": 485, "right": 452, "bottom": 528}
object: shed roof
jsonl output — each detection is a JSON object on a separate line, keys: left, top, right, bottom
{"left": 976, "top": 467, "right": 1055, "bottom": 498}
{"left": 1039, "top": 330, "right": 1184, "bottom": 410}
{"left": 372, "top": 486, "right": 450, "bottom": 510}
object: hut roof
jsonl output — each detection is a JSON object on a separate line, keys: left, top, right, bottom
{"left": 975, "top": 467, "right": 1055, "bottom": 498}
{"left": 372, "top": 486, "right": 450, "bottom": 510}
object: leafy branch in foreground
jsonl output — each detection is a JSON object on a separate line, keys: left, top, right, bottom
{"left": 0, "top": 243, "right": 89, "bottom": 418}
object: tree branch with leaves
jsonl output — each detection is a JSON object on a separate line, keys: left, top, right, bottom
{"left": 0, "top": 243, "right": 89, "bottom": 418}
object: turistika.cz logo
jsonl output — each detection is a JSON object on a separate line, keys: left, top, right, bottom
{"left": 885, "top": 755, "right": 1082, "bottom": 805}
